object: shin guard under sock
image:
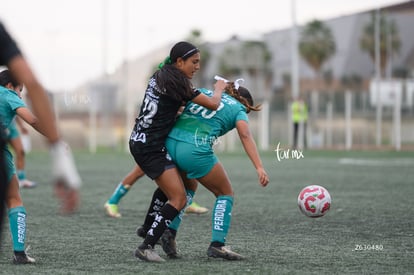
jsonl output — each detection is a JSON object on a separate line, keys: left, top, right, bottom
{"left": 142, "top": 188, "right": 168, "bottom": 231}
{"left": 144, "top": 203, "right": 179, "bottom": 247}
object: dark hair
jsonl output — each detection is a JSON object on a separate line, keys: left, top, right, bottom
{"left": 155, "top": 65, "right": 194, "bottom": 102}
{"left": 170, "top": 41, "right": 199, "bottom": 63}
{"left": 154, "top": 41, "right": 199, "bottom": 101}
{"left": 225, "top": 83, "right": 261, "bottom": 113}
{"left": 158, "top": 41, "right": 200, "bottom": 68}
{"left": 0, "top": 69, "right": 19, "bottom": 87}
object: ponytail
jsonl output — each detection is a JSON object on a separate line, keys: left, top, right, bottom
{"left": 158, "top": 56, "right": 172, "bottom": 69}
{"left": 225, "top": 83, "right": 261, "bottom": 113}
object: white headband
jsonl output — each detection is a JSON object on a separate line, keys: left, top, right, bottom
{"left": 214, "top": 75, "right": 245, "bottom": 90}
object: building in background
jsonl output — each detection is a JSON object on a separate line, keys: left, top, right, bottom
{"left": 34, "top": 0, "right": 414, "bottom": 151}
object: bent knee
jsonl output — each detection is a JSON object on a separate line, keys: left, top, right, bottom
{"left": 169, "top": 196, "right": 187, "bottom": 210}
{"left": 15, "top": 149, "right": 25, "bottom": 158}
{"left": 178, "top": 196, "right": 187, "bottom": 210}
{"left": 212, "top": 187, "right": 234, "bottom": 198}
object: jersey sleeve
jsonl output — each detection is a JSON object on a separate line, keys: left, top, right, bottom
{"left": 188, "top": 88, "right": 201, "bottom": 101}
{"left": 235, "top": 108, "right": 248, "bottom": 123}
{"left": 0, "top": 22, "right": 22, "bottom": 66}
{"left": 7, "top": 93, "right": 26, "bottom": 110}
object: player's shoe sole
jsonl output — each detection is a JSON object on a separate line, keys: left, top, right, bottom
{"left": 134, "top": 244, "right": 165, "bottom": 262}
{"left": 13, "top": 252, "right": 35, "bottom": 264}
{"left": 207, "top": 245, "right": 244, "bottom": 260}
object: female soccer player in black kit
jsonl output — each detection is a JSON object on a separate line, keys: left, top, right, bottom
{"left": 129, "top": 41, "right": 226, "bottom": 262}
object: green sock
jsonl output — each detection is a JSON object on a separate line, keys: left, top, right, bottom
{"left": 168, "top": 189, "right": 194, "bottom": 231}
{"left": 8, "top": 206, "right": 27, "bottom": 252}
{"left": 17, "top": 170, "right": 25, "bottom": 181}
{"left": 211, "top": 195, "right": 233, "bottom": 244}
{"left": 108, "top": 183, "right": 130, "bottom": 204}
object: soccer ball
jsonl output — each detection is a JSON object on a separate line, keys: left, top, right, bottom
{"left": 297, "top": 185, "right": 331, "bottom": 218}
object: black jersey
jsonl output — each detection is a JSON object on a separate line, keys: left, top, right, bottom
{"left": 130, "top": 73, "right": 200, "bottom": 153}
{"left": 0, "top": 22, "right": 21, "bottom": 66}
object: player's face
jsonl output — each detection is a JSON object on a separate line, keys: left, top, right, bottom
{"left": 7, "top": 82, "right": 23, "bottom": 98}
{"left": 176, "top": 52, "right": 200, "bottom": 79}
{"left": 13, "top": 85, "right": 23, "bottom": 98}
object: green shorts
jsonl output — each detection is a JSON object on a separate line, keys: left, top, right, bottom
{"left": 166, "top": 137, "right": 218, "bottom": 179}
{"left": 3, "top": 147, "right": 15, "bottom": 183}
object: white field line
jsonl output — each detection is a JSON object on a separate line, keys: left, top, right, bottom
{"left": 338, "top": 158, "right": 414, "bottom": 166}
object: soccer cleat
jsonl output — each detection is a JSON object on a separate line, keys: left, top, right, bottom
{"left": 207, "top": 245, "right": 244, "bottom": 260}
{"left": 134, "top": 244, "right": 165, "bottom": 262}
{"left": 12, "top": 252, "right": 36, "bottom": 264}
{"left": 136, "top": 226, "right": 146, "bottom": 239}
{"left": 185, "top": 201, "right": 209, "bottom": 214}
{"left": 19, "top": 179, "right": 37, "bottom": 188}
{"left": 160, "top": 229, "right": 179, "bottom": 259}
{"left": 104, "top": 202, "right": 121, "bottom": 218}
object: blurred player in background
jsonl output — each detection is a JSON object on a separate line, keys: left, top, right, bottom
{"left": 0, "top": 116, "right": 7, "bottom": 249}
{"left": 0, "top": 69, "right": 45, "bottom": 263}
{"left": 104, "top": 162, "right": 208, "bottom": 218}
{"left": 11, "top": 117, "right": 36, "bottom": 188}
{"left": 0, "top": 21, "right": 82, "bottom": 255}
{"left": 291, "top": 96, "right": 308, "bottom": 149}
{"left": 1, "top": 72, "right": 37, "bottom": 188}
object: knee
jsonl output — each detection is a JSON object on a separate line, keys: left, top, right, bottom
{"left": 178, "top": 195, "right": 187, "bottom": 210}
{"left": 213, "top": 187, "right": 234, "bottom": 198}
{"left": 16, "top": 149, "right": 25, "bottom": 159}
{"left": 169, "top": 194, "right": 187, "bottom": 210}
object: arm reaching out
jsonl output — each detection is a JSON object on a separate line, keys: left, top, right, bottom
{"left": 191, "top": 80, "right": 226, "bottom": 110}
{"left": 15, "top": 106, "right": 81, "bottom": 190}
{"left": 236, "top": 120, "right": 269, "bottom": 187}
{"left": 15, "top": 116, "right": 28, "bottom": 135}
{"left": 7, "top": 53, "right": 81, "bottom": 213}
{"left": 8, "top": 56, "right": 60, "bottom": 143}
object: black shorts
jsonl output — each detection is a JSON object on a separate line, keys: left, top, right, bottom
{"left": 130, "top": 148, "right": 176, "bottom": 180}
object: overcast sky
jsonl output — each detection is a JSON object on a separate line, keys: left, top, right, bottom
{"left": 0, "top": 0, "right": 405, "bottom": 91}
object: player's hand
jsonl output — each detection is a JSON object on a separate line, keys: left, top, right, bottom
{"left": 176, "top": 106, "right": 185, "bottom": 117}
{"left": 257, "top": 167, "right": 269, "bottom": 187}
{"left": 20, "top": 126, "right": 29, "bottom": 135}
{"left": 214, "top": 79, "right": 227, "bottom": 92}
{"left": 50, "top": 141, "right": 82, "bottom": 189}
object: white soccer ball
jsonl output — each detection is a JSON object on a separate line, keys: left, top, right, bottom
{"left": 298, "top": 185, "right": 331, "bottom": 218}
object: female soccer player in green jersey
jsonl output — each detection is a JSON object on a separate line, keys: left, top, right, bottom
{"left": 0, "top": 69, "right": 48, "bottom": 264}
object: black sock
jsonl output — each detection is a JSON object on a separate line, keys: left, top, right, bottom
{"left": 210, "top": 241, "right": 225, "bottom": 248}
{"left": 142, "top": 188, "right": 168, "bottom": 231}
{"left": 143, "top": 203, "right": 179, "bottom": 247}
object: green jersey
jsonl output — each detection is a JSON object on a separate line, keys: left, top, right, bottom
{"left": 0, "top": 86, "right": 25, "bottom": 129}
{"left": 0, "top": 85, "right": 26, "bottom": 182}
{"left": 168, "top": 88, "right": 248, "bottom": 146}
